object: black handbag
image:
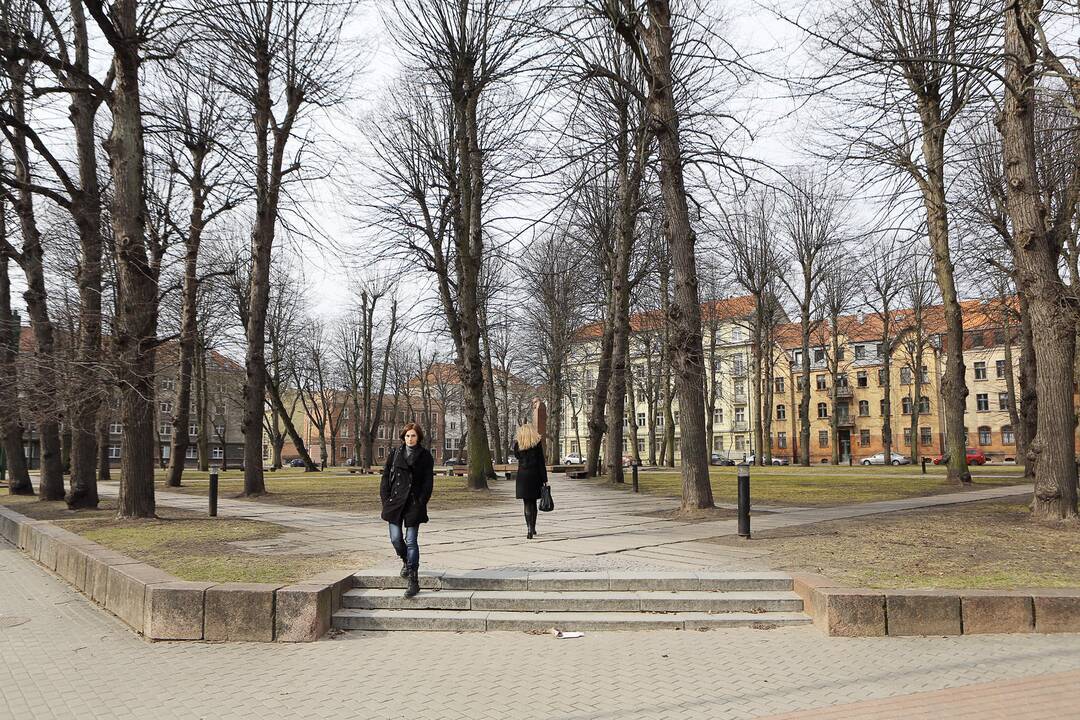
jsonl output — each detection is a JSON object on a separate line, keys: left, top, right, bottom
{"left": 538, "top": 484, "right": 554, "bottom": 512}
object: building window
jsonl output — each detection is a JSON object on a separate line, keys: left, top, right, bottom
{"left": 920, "top": 366, "right": 930, "bottom": 383}
{"left": 998, "top": 392, "right": 1010, "bottom": 411}
{"left": 978, "top": 426, "right": 992, "bottom": 445}
{"left": 379, "top": 446, "right": 386, "bottom": 459}
{"left": 972, "top": 331, "right": 985, "bottom": 348}
{"left": 732, "top": 356, "right": 745, "bottom": 375}
{"left": 1002, "top": 425, "right": 1015, "bottom": 445}
{"left": 341, "top": 427, "right": 349, "bottom": 438}
{"left": 854, "top": 344, "right": 866, "bottom": 360}
{"left": 860, "top": 429, "right": 871, "bottom": 447}
{"left": 774, "top": 377, "right": 785, "bottom": 394}
{"left": 857, "top": 371, "right": 868, "bottom": 388}
{"left": 735, "top": 436, "right": 745, "bottom": 451}
{"left": 858, "top": 400, "right": 869, "bottom": 416}
{"left": 109, "top": 422, "right": 123, "bottom": 435}
{"left": 731, "top": 327, "right": 744, "bottom": 342}
{"left": 796, "top": 375, "right": 806, "bottom": 391}
{"left": 901, "top": 397, "right": 912, "bottom": 415}
{"left": 189, "top": 424, "right": 198, "bottom": 436}
{"left": 880, "top": 398, "right": 886, "bottom": 416}
{"left": 993, "top": 329, "right": 1006, "bottom": 345}
{"left": 996, "top": 359, "right": 1007, "bottom": 379}
{"left": 186, "top": 446, "right": 197, "bottom": 459}
{"left": 108, "top": 445, "right": 121, "bottom": 459}
{"left": 734, "top": 407, "right": 745, "bottom": 423}
{"left": 160, "top": 401, "right": 173, "bottom": 414}
{"left": 900, "top": 367, "right": 912, "bottom": 384}
{"left": 903, "top": 427, "right": 912, "bottom": 446}
{"left": 713, "top": 408, "right": 722, "bottom": 424}
{"left": 341, "top": 446, "right": 349, "bottom": 458}
{"left": 974, "top": 362, "right": 987, "bottom": 380}
{"left": 716, "top": 436, "right": 725, "bottom": 450}
{"left": 776, "top": 405, "right": 786, "bottom": 421}
{"left": 161, "top": 378, "right": 175, "bottom": 391}
{"left": 793, "top": 350, "right": 802, "bottom": 366}
{"left": 674, "top": 411, "right": 680, "bottom": 426}
{"left": 777, "top": 432, "right": 787, "bottom": 449}
{"left": 211, "top": 446, "right": 223, "bottom": 459}
{"left": 656, "top": 413, "right": 665, "bottom": 427}
{"left": 976, "top": 393, "right": 989, "bottom": 412}
{"left": 445, "top": 438, "right": 452, "bottom": 450}
{"left": 920, "top": 426, "right": 933, "bottom": 446}
{"left": 836, "top": 373, "right": 849, "bottom": 388}
{"left": 159, "top": 424, "right": 171, "bottom": 437}
{"left": 817, "top": 402, "right": 828, "bottom": 419}
{"left": 818, "top": 430, "right": 829, "bottom": 448}
{"left": 214, "top": 424, "right": 225, "bottom": 436}
{"left": 918, "top": 396, "right": 930, "bottom": 413}
{"left": 878, "top": 368, "right": 887, "bottom": 385}
{"left": 816, "top": 375, "right": 827, "bottom": 390}
{"left": 636, "top": 412, "right": 646, "bottom": 427}
{"left": 814, "top": 349, "right": 825, "bottom": 363}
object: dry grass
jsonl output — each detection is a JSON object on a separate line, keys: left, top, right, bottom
{"left": 622, "top": 464, "right": 1026, "bottom": 507}
{"left": 1, "top": 494, "right": 371, "bottom": 584}
{"left": 152, "top": 467, "right": 498, "bottom": 513}
{"left": 707, "top": 496, "right": 1080, "bottom": 589}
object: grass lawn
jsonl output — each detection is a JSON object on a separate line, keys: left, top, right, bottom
{"left": 0, "top": 493, "right": 372, "bottom": 584}
{"left": 150, "top": 467, "right": 498, "bottom": 513}
{"left": 706, "top": 496, "right": 1079, "bottom": 589}
{"left": 620, "top": 464, "right": 1027, "bottom": 507}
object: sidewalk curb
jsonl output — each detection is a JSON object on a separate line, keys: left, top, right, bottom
{"left": 0, "top": 504, "right": 352, "bottom": 643}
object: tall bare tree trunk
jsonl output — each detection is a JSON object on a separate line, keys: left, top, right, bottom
{"left": 1000, "top": 1, "right": 1078, "bottom": 519}
{"left": 752, "top": 314, "right": 764, "bottom": 466}
{"left": 799, "top": 317, "right": 811, "bottom": 466}
{"left": 95, "top": 0, "right": 159, "bottom": 517}
{"left": 1, "top": 217, "right": 32, "bottom": 495}
{"left": 479, "top": 309, "right": 503, "bottom": 465}
{"left": 586, "top": 312, "right": 614, "bottom": 477}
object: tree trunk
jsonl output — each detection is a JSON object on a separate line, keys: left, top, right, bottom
{"left": 106, "top": 0, "right": 158, "bottom": 518}
{"left": 165, "top": 153, "right": 207, "bottom": 488}
{"left": 1017, "top": 294, "right": 1037, "bottom": 480}
{"left": 799, "top": 308, "right": 811, "bottom": 466}
{"left": 752, "top": 312, "right": 764, "bottom": 466}
{"left": 910, "top": 353, "right": 923, "bottom": 465}
{"left": 6, "top": 62, "right": 64, "bottom": 500}
{"left": 1000, "top": 0, "right": 1078, "bottom": 519}
{"left": 267, "top": 380, "right": 318, "bottom": 471}
{"left": 65, "top": 0, "right": 105, "bottom": 510}
{"left": 96, "top": 404, "right": 111, "bottom": 482}
{"left": 586, "top": 312, "right": 614, "bottom": 477}
{"left": 0, "top": 234, "right": 32, "bottom": 495}
{"left": 480, "top": 311, "right": 503, "bottom": 465}
{"left": 640, "top": 2, "right": 712, "bottom": 509}
{"left": 196, "top": 346, "right": 210, "bottom": 471}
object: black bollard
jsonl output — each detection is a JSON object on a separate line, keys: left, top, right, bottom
{"left": 209, "top": 465, "right": 219, "bottom": 517}
{"left": 737, "top": 463, "right": 751, "bottom": 539}
{"left": 921, "top": 457, "right": 927, "bottom": 475}
{"left": 632, "top": 462, "right": 639, "bottom": 493}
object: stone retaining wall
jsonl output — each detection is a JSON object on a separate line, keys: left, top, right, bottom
{"left": 0, "top": 504, "right": 352, "bottom": 643}
{"left": 793, "top": 573, "right": 1080, "bottom": 636}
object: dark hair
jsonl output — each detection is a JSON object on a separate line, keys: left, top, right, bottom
{"left": 400, "top": 422, "right": 425, "bottom": 444}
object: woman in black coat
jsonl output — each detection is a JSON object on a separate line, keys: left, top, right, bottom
{"left": 380, "top": 422, "right": 435, "bottom": 598}
{"left": 511, "top": 423, "right": 548, "bottom": 539}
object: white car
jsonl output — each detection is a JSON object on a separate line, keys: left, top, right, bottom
{"left": 745, "top": 454, "right": 790, "bottom": 466}
{"left": 562, "top": 453, "right": 584, "bottom": 465}
{"left": 861, "top": 452, "right": 911, "bottom": 466}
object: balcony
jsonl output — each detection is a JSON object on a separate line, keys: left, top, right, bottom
{"left": 733, "top": 393, "right": 748, "bottom": 404}
{"left": 730, "top": 366, "right": 747, "bottom": 378}
{"left": 836, "top": 415, "right": 855, "bottom": 428}
{"left": 832, "top": 385, "right": 854, "bottom": 399}
{"left": 732, "top": 421, "right": 749, "bottom": 432}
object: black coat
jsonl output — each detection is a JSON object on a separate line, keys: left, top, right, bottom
{"left": 512, "top": 441, "right": 548, "bottom": 500}
{"left": 380, "top": 444, "right": 435, "bottom": 526}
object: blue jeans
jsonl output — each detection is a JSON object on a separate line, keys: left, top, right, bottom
{"left": 389, "top": 523, "right": 420, "bottom": 570}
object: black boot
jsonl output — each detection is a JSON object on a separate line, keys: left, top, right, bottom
{"left": 399, "top": 558, "right": 409, "bottom": 578}
{"left": 404, "top": 569, "right": 420, "bottom": 598}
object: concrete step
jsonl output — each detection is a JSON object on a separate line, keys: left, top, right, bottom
{"left": 342, "top": 588, "right": 804, "bottom": 614}
{"left": 332, "top": 608, "right": 811, "bottom": 632}
{"left": 350, "top": 569, "right": 794, "bottom": 592}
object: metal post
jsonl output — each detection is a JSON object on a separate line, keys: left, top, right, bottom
{"left": 209, "top": 465, "right": 219, "bottom": 517}
{"left": 921, "top": 457, "right": 927, "bottom": 475}
{"left": 632, "top": 462, "right": 639, "bottom": 493}
{"left": 737, "top": 463, "right": 751, "bottom": 539}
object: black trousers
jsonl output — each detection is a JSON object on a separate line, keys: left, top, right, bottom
{"left": 523, "top": 498, "right": 537, "bottom": 530}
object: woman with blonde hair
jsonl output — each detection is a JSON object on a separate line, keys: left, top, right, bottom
{"left": 511, "top": 423, "right": 548, "bottom": 539}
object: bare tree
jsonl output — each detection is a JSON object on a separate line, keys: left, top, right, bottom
{"left": 778, "top": 172, "right": 845, "bottom": 466}
{"left": 0, "top": 195, "right": 31, "bottom": 494}
{"left": 862, "top": 236, "right": 906, "bottom": 471}
{"left": 899, "top": 254, "right": 938, "bottom": 464}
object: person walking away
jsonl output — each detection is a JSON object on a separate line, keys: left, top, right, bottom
{"left": 380, "top": 422, "right": 435, "bottom": 598}
{"left": 512, "top": 423, "right": 548, "bottom": 539}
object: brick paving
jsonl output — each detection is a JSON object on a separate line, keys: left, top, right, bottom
{"left": 3, "top": 541, "right": 1080, "bottom": 719}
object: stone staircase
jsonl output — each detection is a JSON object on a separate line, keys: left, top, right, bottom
{"left": 332, "top": 569, "right": 811, "bottom": 632}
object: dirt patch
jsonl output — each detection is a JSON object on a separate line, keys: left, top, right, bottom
{"left": 705, "top": 496, "right": 1080, "bottom": 588}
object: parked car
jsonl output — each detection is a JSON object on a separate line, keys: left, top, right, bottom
{"left": 287, "top": 457, "right": 306, "bottom": 468}
{"left": 745, "top": 454, "right": 789, "bottom": 466}
{"left": 622, "top": 455, "right": 637, "bottom": 467}
{"left": 444, "top": 457, "right": 467, "bottom": 466}
{"left": 933, "top": 448, "right": 988, "bottom": 465}
{"left": 344, "top": 457, "right": 356, "bottom": 466}
{"left": 861, "top": 452, "right": 912, "bottom": 466}
{"left": 562, "top": 452, "right": 584, "bottom": 465}
{"left": 711, "top": 453, "right": 736, "bottom": 466}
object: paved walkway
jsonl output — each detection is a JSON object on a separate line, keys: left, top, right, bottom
{"left": 3, "top": 540, "right": 1079, "bottom": 719}
{"left": 91, "top": 476, "right": 1032, "bottom": 573}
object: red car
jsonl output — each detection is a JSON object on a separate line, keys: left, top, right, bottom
{"left": 933, "top": 448, "right": 987, "bottom": 465}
